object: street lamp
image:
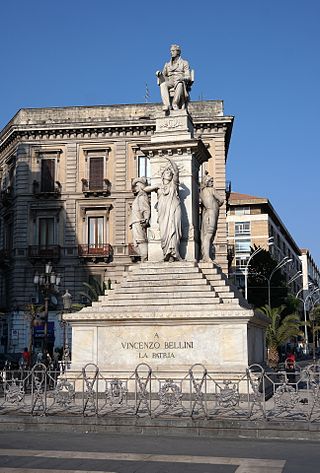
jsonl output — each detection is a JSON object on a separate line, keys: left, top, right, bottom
{"left": 295, "top": 282, "right": 313, "bottom": 299}
{"left": 33, "top": 261, "right": 61, "bottom": 353}
{"left": 267, "top": 256, "right": 292, "bottom": 307}
{"left": 288, "top": 271, "right": 302, "bottom": 285}
{"left": 60, "top": 289, "right": 72, "bottom": 354}
{"left": 297, "top": 288, "right": 320, "bottom": 355}
{"left": 244, "top": 237, "right": 274, "bottom": 300}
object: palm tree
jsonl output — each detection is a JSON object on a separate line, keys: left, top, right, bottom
{"left": 259, "top": 304, "right": 303, "bottom": 368}
{"left": 79, "top": 278, "right": 107, "bottom": 304}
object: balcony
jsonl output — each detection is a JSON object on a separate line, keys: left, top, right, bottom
{"left": 33, "top": 180, "right": 62, "bottom": 199}
{"left": 28, "top": 245, "right": 60, "bottom": 261}
{"left": 78, "top": 243, "right": 113, "bottom": 263}
{"left": 81, "top": 178, "right": 111, "bottom": 198}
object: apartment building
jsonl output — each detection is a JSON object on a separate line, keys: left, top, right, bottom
{"left": 227, "top": 192, "right": 303, "bottom": 296}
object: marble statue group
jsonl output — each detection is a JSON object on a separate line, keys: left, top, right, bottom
{"left": 130, "top": 45, "right": 224, "bottom": 263}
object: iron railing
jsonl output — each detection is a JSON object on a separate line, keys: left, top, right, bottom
{"left": 1, "top": 362, "right": 320, "bottom": 420}
{"left": 28, "top": 245, "right": 61, "bottom": 259}
{"left": 78, "top": 243, "right": 113, "bottom": 258}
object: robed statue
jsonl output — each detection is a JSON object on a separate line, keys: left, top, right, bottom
{"left": 146, "top": 158, "right": 182, "bottom": 262}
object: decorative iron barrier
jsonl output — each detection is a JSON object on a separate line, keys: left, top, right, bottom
{"left": 1, "top": 362, "right": 320, "bottom": 421}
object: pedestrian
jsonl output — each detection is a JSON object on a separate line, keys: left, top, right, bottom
{"left": 21, "top": 347, "right": 31, "bottom": 368}
{"left": 53, "top": 347, "right": 60, "bottom": 370}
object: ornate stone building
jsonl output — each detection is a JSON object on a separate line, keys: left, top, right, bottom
{"left": 0, "top": 101, "right": 233, "bottom": 354}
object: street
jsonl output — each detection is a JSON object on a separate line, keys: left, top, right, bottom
{"left": 0, "top": 431, "right": 318, "bottom": 472}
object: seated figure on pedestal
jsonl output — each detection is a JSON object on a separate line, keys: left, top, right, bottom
{"left": 156, "top": 44, "right": 193, "bottom": 112}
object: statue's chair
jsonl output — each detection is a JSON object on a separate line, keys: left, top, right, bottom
{"left": 157, "top": 70, "right": 195, "bottom": 110}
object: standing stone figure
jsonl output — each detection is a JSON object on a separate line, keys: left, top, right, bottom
{"left": 129, "top": 177, "right": 151, "bottom": 262}
{"left": 147, "top": 158, "right": 182, "bottom": 262}
{"left": 200, "top": 172, "right": 224, "bottom": 262}
{"left": 156, "top": 44, "right": 193, "bottom": 112}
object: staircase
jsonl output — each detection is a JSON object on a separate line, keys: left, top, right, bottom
{"left": 82, "top": 261, "right": 252, "bottom": 319}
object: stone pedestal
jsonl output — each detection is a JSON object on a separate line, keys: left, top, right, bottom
{"left": 65, "top": 261, "right": 267, "bottom": 378}
{"left": 141, "top": 111, "right": 211, "bottom": 262}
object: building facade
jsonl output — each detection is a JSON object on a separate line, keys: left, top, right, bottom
{"left": 0, "top": 101, "right": 233, "bottom": 354}
{"left": 227, "top": 192, "right": 303, "bottom": 296}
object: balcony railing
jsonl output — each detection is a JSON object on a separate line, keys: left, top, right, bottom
{"left": 33, "top": 180, "right": 61, "bottom": 198}
{"left": 28, "top": 245, "right": 61, "bottom": 259}
{"left": 81, "top": 178, "right": 111, "bottom": 197}
{"left": 78, "top": 243, "right": 113, "bottom": 258}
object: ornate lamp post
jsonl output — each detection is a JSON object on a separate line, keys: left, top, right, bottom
{"left": 60, "top": 289, "right": 72, "bottom": 353}
{"left": 33, "top": 262, "right": 61, "bottom": 353}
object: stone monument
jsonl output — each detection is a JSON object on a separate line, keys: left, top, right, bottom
{"left": 64, "top": 46, "right": 267, "bottom": 378}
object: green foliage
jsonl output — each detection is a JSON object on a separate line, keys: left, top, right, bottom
{"left": 247, "top": 246, "right": 288, "bottom": 308}
{"left": 259, "top": 304, "right": 303, "bottom": 350}
{"left": 79, "top": 278, "right": 107, "bottom": 304}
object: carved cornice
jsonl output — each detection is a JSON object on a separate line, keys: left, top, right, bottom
{"left": 140, "top": 138, "right": 211, "bottom": 166}
{"left": 0, "top": 118, "right": 233, "bottom": 154}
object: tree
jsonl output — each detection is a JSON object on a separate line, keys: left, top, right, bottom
{"left": 248, "top": 246, "right": 288, "bottom": 308}
{"left": 259, "top": 304, "right": 303, "bottom": 368}
{"left": 309, "top": 304, "right": 320, "bottom": 356}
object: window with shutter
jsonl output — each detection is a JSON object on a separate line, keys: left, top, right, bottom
{"left": 39, "top": 218, "right": 54, "bottom": 246}
{"left": 89, "top": 157, "right": 104, "bottom": 190}
{"left": 88, "top": 217, "right": 104, "bottom": 246}
{"left": 41, "top": 159, "right": 55, "bottom": 192}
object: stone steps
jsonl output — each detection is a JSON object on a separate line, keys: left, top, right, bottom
{"left": 114, "top": 285, "right": 213, "bottom": 294}
{"left": 128, "top": 267, "right": 199, "bottom": 276}
{"left": 97, "top": 297, "right": 221, "bottom": 306}
{"left": 121, "top": 279, "right": 209, "bottom": 288}
{"left": 125, "top": 273, "right": 205, "bottom": 282}
{"left": 81, "top": 261, "right": 252, "bottom": 316}
{"left": 106, "top": 291, "right": 217, "bottom": 300}
{"left": 91, "top": 302, "right": 222, "bottom": 312}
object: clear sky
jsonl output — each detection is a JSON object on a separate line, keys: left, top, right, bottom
{"left": 1, "top": 0, "right": 319, "bottom": 264}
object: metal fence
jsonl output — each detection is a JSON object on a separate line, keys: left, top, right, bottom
{"left": 1, "top": 362, "right": 320, "bottom": 421}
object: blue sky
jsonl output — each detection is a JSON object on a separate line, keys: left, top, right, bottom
{"left": 1, "top": 0, "right": 319, "bottom": 264}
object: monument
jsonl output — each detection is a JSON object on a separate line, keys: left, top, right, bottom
{"left": 64, "top": 45, "right": 267, "bottom": 377}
